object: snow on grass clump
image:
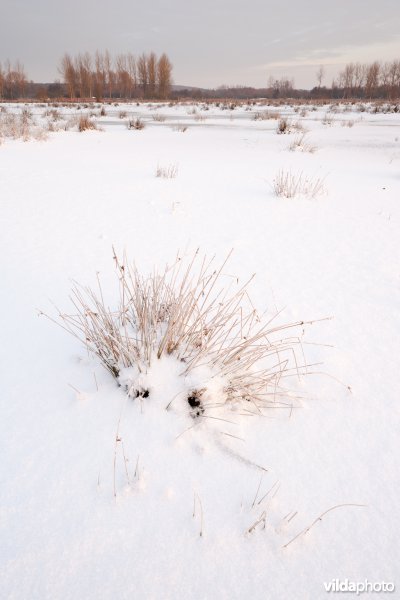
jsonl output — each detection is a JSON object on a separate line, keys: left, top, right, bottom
{"left": 273, "top": 170, "right": 326, "bottom": 199}
{"left": 44, "top": 250, "right": 320, "bottom": 425}
{"left": 0, "top": 107, "right": 48, "bottom": 143}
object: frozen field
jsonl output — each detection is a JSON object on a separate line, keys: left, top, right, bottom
{"left": 1, "top": 100, "right": 400, "bottom": 599}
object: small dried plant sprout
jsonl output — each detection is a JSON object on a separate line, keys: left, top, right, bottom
{"left": 78, "top": 114, "right": 98, "bottom": 132}
{"left": 253, "top": 110, "right": 281, "bottom": 121}
{"left": 273, "top": 170, "right": 326, "bottom": 199}
{"left": 127, "top": 118, "right": 145, "bottom": 130}
{"left": 155, "top": 163, "right": 178, "bottom": 179}
{"left": 43, "top": 250, "right": 326, "bottom": 422}
{"left": 341, "top": 119, "right": 355, "bottom": 128}
{"left": 172, "top": 124, "right": 187, "bottom": 132}
{"left": 0, "top": 108, "right": 47, "bottom": 142}
{"left": 276, "top": 118, "right": 305, "bottom": 135}
{"left": 288, "top": 134, "right": 316, "bottom": 154}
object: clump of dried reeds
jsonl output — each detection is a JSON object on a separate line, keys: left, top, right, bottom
{"left": 43, "top": 251, "right": 321, "bottom": 411}
{"left": 155, "top": 163, "right": 178, "bottom": 178}
{"left": 78, "top": 114, "right": 98, "bottom": 132}
{"left": 273, "top": 170, "right": 326, "bottom": 199}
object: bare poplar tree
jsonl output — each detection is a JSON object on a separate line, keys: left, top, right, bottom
{"left": 157, "top": 53, "right": 172, "bottom": 99}
{"left": 365, "top": 62, "right": 380, "bottom": 99}
{"left": 147, "top": 52, "right": 157, "bottom": 97}
{"left": 316, "top": 65, "right": 325, "bottom": 88}
{"left": 59, "top": 53, "right": 76, "bottom": 99}
{"left": 94, "top": 51, "right": 105, "bottom": 100}
{"left": 127, "top": 53, "right": 137, "bottom": 98}
{"left": 137, "top": 53, "right": 148, "bottom": 98}
{"left": 104, "top": 50, "right": 114, "bottom": 99}
{"left": 0, "top": 62, "right": 5, "bottom": 99}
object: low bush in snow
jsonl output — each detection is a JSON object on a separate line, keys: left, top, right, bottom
{"left": 44, "top": 251, "right": 316, "bottom": 418}
{"left": 0, "top": 109, "right": 48, "bottom": 142}
{"left": 273, "top": 170, "right": 325, "bottom": 199}
{"left": 78, "top": 115, "right": 98, "bottom": 132}
{"left": 276, "top": 119, "right": 305, "bottom": 134}
{"left": 155, "top": 163, "right": 178, "bottom": 178}
{"left": 127, "top": 118, "right": 145, "bottom": 130}
{"left": 288, "top": 134, "right": 316, "bottom": 153}
{"left": 253, "top": 110, "right": 281, "bottom": 121}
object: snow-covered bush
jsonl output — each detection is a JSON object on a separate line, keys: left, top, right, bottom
{"left": 46, "top": 252, "right": 315, "bottom": 417}
{"left": 0, "top": 109, "right": 48, "bottom": 142}
{"left": 273, "top": 170, "right": 325, "bottom": 199}
{"left": 127, "top": 118, "right": 145, "bottom": 130}
{"left": 155, "top": 163, "right": 178, "bottom": 178}
{"left": 288, "top": 134, "right": 316, "bottom": 153}
{"left": 78, "top": 114, "right": 98, "bottom": 132}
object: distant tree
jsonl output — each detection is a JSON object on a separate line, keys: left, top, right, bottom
{"left": 0, "top": 62, "right": 4, "bottom": 99}
{"left": 147, "top": 52, "right": 157, "bottom": 97}
{"left": 316, "top": 65, "right": 325, "bottom": 88}
{"left": 94, "top": 51, "right": 105, "bottom": 100}
{"left": 137, "top": 53, "right": 148, "bottom": 97}
{"left": 104, "top": 50, "right": 115, "bottom": 99}
{"left": 365, "top": 61, "right": 380, "bottom": 99}
{"left": 127, "top": 53, "right": 137, "bottom": 98}
{"left": 59, "top": 53, "right": 76, "bottom": 99}
{"left": 157, "top": 53, "right": 173, "bottom": 99}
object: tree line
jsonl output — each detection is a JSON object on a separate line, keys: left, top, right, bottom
{"left": 0, "top": 60, "right": 28, "bottom": 99}
{"left": 59, "top": 51, "right": 173, "bottom": 100}
{"left": 330, "top": 59, "right": 400, "bottom": 100}
{"left": 1, "top": 55, "right": 400, "bottom": 101}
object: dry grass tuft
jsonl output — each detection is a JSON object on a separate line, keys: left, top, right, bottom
{"left": 273, "top": 170, "right": 325, "bottom": 199}
{"left": 172, "top": 124, "right": 188, "bottom": 132}
{"left": 127, "top": 118, "right": 145, "bottom": 130}
{"left": 288, "top": 134, "right": 316, "bottom": 153}
{"left": 277, "top": 119, "right": 306, "bottom": 134}
{"left": 253, "top": 110, "right": 281, "bottom": 121}
{"left": 155, "top": 163, "right": 178, "bottom": 178}
{"left": 0, "top": 109, "right": 48, "bottom": 142}
{"left": 43, "top": 251, "right": 323, "bottom": 412}
{"left": 78, "top": 114, "right": 98, "bottom": 132}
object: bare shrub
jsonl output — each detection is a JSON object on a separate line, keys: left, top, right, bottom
{"left": 172, "top": 124, "right": 187, "bottom": 132}
{"left": 0, "top": 111, "right": 47, "bottom": 142}
{"left": 153, "top": 114, "right": 166, "bottom": 122}
{"left": 322, "top": 113, "right": 334, "bottom": 126}
{"left": 43, "top": 251, "right": 318, "bottom": 414}
{"left": 32, "top": 128, "right": 48, "bottom": 141}
{"left": 253, "top": 110, "right": 281, "bottom": 121}
{"left": 277, "top": 118, "right": 289, "bottom": 134}
{"left": 78, "top": 114, "right": 98, "bottom": 132}
{"left": 155, "top": 163, "right": 178, "bottom": 178}
{"left": 44, "top": 108, "right": 62, "bottom": 121}
{"left": 341, "top": 120, "right": 355, "bottom": 128}
{"left": 273, "top": 170, "right": 325, "bottom": 199}
{"left": 288, "top": 134, "right": 316, "bottom": 153}
{"left": 277, "top": 118, "right": 305, "bottom": 134}
{"left": 127, "top": 118, "right": 145, "bottom": 130}
{"left": 118, "top": 110, "right": 128, "bottom": 119}
{"left": 100, "top": 106, "right": 107, "bottom": 116}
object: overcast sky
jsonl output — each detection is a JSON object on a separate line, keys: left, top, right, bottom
{"left": 1, "top": 0, "right": 399, "bottom": 88}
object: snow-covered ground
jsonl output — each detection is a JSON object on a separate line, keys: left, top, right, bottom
{"left": 1, "top": 101, "right": 399, "bottom": 599}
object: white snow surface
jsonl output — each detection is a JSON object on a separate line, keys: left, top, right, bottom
{"left": 1, "top": 101, "right": 400, "bottom": 599}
